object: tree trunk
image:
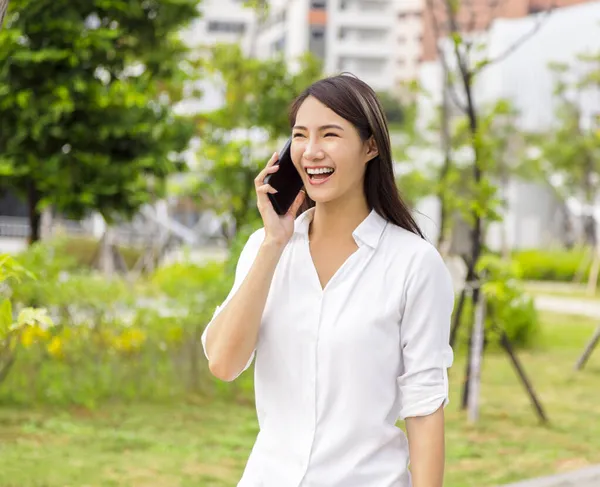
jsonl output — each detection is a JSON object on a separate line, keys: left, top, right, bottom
{"left": 27, "top": 181, "right": 41, "bottom": 244}
{"left": 0, "top": 0, "right": 9, "bottom": 30}
{"left": 467, "top": 293, "right": 486, "bottom": 422}
{"left": 450, "top": 71, "right": 484, "bottom": 349}
{"left": 499, "top": 153, "right": 511, "bottom": 260}
{"left": 437, "top": 63, "right": 453, "bottom": 251}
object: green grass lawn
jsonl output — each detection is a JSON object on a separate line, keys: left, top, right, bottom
{"left": 0, "top": 312, "right": 599, "bottom": 487}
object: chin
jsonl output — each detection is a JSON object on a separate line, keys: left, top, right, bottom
{"left": 305, "top": 188, "right": 339, "bottom": 204}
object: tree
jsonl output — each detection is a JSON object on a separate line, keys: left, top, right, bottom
{"left": 526, "top": 51, "right": 600, "bottom": 291}
{"left": 0, "top": 0, "right": 200, "bottom": 243}
{"left": 424, "top": 0, "right": 553, "bottom": 414}
{"left": 534, "top": 56, "right": 600, "bottom": 246}
{"left": 190, "top": 44, "right": 321, "bottom": 244}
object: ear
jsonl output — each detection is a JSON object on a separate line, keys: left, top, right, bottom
{"left": 364, "top": 136, "right": 379, "bottom": 163}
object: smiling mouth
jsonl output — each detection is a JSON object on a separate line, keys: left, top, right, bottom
{"left": 306, "top": 167, "right": 335, "bottom": 183}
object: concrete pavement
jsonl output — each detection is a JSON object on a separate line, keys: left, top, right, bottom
{"left": 500, "top": 464, "right": 600, "bottom": 487}
{"left": 534, "top": 294, "right": 600, "bottom": 319}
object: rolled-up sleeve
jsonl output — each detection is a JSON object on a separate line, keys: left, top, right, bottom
{"left": 397, "top": 244, "right": 455, "bottom": 420}
{"left": 200, "top": 228, "right": 264, "bottom": 374}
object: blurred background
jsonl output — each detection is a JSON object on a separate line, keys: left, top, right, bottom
{"left": 1, "top": 0, "right": 600, "bottom": 486}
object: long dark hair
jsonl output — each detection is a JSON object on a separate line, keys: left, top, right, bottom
{"left": 288, "top": 73, "right": 424, "bottom": 238}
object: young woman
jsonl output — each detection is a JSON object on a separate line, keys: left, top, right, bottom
{"left": 202, "top": 74, "right": 454, "bottom": 487}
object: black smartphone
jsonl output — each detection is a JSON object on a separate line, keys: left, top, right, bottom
{"left": 263, "top": 138, "right": 304, "bottom": 215}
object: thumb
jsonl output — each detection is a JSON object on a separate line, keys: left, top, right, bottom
{"left": 286, "top": 189, "right": 306, "bottom": 218}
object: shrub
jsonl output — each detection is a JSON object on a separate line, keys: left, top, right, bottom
{"left": 454, "top": 254, "right": 540, "bottom": 351}
{"left": 511, "top": 247, "right": 590, "bottom": 282}
{"left": 17, "top": 236, "right": 144, "bottom": 272}
{"left": 0, "top": 254, "right": 57, "bottom": 391}
{"left": 0, "top": 244, "right": 247, "bottom": 408}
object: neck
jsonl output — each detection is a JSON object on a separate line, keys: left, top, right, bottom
{"left": 309, "top": 191, "right": 370, "bottom": 242}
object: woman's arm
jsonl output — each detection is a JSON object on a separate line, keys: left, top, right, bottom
{"left": 204, "top": 236, "right": 285, "bottom": 382}
{"left": 406, "top": 405, "right": 445, "bottom": 487}
{"left": 203, "top": 152, "right": 305, "bottom": 382}
{"left": 396, "top": 244, "right": 455, "bottom": 486}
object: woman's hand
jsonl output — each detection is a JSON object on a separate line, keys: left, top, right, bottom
{"left": 255, "top": 151, "right": 306, "bottom": 247}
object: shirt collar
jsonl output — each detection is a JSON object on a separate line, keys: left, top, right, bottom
{"left": 294, "top": 207, "right": 388, "bottom": 248}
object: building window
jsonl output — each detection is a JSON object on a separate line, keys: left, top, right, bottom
{"left": 273, "top": 36, "right": 286, "bottom": 53}
{"left": 355, "top": 57, "right": 385, "bottom": 72}
{"left": 207, "top": 21, "right": 246, "bottom": 34}
{"left": 309, "top": 27, "right": 326, "bottom": 59}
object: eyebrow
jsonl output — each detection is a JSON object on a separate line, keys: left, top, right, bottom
{"left": 293, "top": 124, "right": 345, "bottom": 131}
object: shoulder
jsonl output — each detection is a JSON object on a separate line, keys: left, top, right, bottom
{"left": 381, "top": 223, "right": 453, "bottom": 291}
{"left": 246, "top": 227, "right": 266, "bottom": 248}
{"left": 234, "top": 227, "right": 266, "bottom": 268}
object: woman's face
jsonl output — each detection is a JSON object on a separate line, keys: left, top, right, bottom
{"left": 291, "top": 96, "right": 378, "bottom": 206}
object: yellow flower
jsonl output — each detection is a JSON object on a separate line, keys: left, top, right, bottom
{"left": 20, "top": 326, "right": 36, "bottom": 348}
{"left": 47, "top": 336, "right": 64, "bottom": 359}
{"left": 113, "top": 328, "right": 146, "bottom": 353}
{"left": 20, "top": 324, "right": 51, "bottom": 348}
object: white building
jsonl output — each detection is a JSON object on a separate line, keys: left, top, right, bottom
{"left": 256, "top": 0, "right": 406, "bottom": 92}
{"left": 394, "top": 0, "right": 425, "bottom": 84}
{"left": 183, "top": 0, "right": 257, "bottom": 54}
{"left": 414, "top": 1, "right": 600, "bottom": 250}
{"left": 183, "top": 0, "right": 427, "bottom": 93}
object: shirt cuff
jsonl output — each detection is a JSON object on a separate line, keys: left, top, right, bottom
{"left": 397, "top": 367, "right": 450, "bottom": 420}
{"left": 397, "top": 348, "right": 453, "bottom": 420}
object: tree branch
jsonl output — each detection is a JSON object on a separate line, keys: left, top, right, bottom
{"left": 479, "top": 4, "right": 554, "bottom": 73}
{"left": 425, "top": 0, "right": 468, "bottom": 113}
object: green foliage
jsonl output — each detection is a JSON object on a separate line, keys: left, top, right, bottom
{"left": 0, "top": 237, "right": 245, "bottom": 407}
{"left": 0, "top": 0, "right": 200, "bottom": 240}
{"left": 512, "top": 247, "right": 590, "bottom": 282}
{"left": 10, "top": 235, "right": 142, "bottom": 280}
{"left": 0, "top": 254, "right": 56, "bottom": 389}
{"left": 376, "top": 90, "right": 404, "bottom": 125}
{"left": 450, "top": 99, "right": 519, "bottom": 226}
{"left": 477, "top": 254, "right": 540, "bottom": 348}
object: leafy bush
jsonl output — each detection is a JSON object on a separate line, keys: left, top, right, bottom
{"left": 0, "top": 238, "right": 250, "bottom": 408}
{"left": 511, "top": 247, "right": 590, "bottom": 282}
{"left": 1, "top": 254, "right": 57, "bottom": 391}
{"left": 478, "top": 255, "right": 540, "bottom": 348}
{"left": 454, "top": 254, "right": 540, "bottom": 351}
{"left": 17, "top": 236, "right": 144, "bottom": 273}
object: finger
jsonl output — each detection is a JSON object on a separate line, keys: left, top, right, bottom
{"left": 257, "top": 184, "right": 278, "bottom": 195}
{"left": 267, "top": 151, "right": 279, "bottom": 167}
{"left": 287, "top": 189, "right": 306, "bottom": 217}
{"left": 254, "top": 162, "right": 279, "bottom": 188}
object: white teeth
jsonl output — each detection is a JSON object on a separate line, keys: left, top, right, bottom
{"left": 306, "top": 167, "right": 334, "bottom": 175}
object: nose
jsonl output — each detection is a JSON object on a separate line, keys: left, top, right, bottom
{"left": 303, "top": 138, "right": 325, "bottom": 161}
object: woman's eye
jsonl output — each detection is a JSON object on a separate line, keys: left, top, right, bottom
{"left": 324, "top": 133, "right": 338, "bottom": 137}
{"left": 292, "top": 133, "right": 304, "bottom": 138}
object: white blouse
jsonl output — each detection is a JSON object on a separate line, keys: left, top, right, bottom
{"left": 202, "top": 207, "right": 455, "bottom": 487}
